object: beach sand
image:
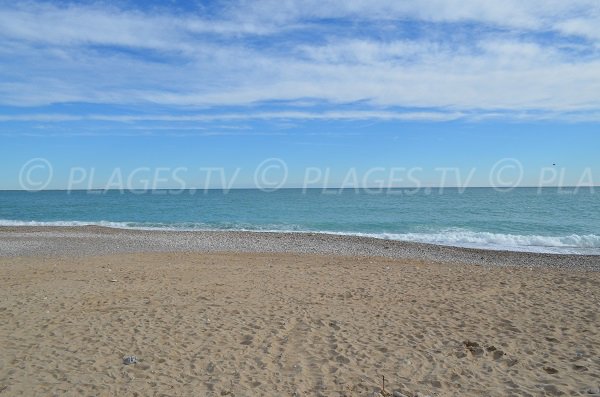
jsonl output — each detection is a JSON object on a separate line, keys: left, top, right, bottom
{"left": 1, "top": 229, "right": 599, "bottom": 396}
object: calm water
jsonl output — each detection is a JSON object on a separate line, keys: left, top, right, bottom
{"left": 1, "top": 188, "right": 599, "bottom": 254}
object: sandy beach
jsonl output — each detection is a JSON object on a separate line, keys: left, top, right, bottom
{"left": 1, "top": 228, "right": 599, "bottom": 396}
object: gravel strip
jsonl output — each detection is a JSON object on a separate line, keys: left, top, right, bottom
{"left": 1, "top": 226, "right": 599, "bottom": 271}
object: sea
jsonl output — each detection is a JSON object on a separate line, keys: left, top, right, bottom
{"left": 1, "top": 188, "right": 599, "bottom": 255}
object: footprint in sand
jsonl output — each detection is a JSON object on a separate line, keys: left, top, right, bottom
{"left": 462, "top": 341, "right": 517, "bottom": 367}
{"left": 241, "top": 335, "right": 254, "bottom": 345}
{"left": 486, "top": 346, "right": 507, "bottom": 360}
{"left": 463, "top": 341, "right": 484, "bottom": 357}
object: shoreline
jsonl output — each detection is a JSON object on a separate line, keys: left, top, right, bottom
{"left": 1, "top": 226, "right": 599, "bottom": 270}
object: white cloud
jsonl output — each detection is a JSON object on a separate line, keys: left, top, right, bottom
{"left": 4, "top": 109, "right": 600, "bottom": 124}
{"left": 3, "top": 1, "right": 599, "bottom": 47}
{"left": 1, "top": 1, "right": 600, "bottom": 121}
{"left": 230, "top": 0, "right": 600, "bottom": 35}
{"left": 556, "top": 17, "right": 600, "bottom": 42}
{"left": 0, "top": 110, "right": 465, "bottom": 123}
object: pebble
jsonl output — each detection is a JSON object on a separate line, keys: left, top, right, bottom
{"left": 123, "top": 355, "right": 137, "bottom": 365}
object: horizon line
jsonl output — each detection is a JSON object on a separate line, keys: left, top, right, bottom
{"left": 0, "top": 186, "right": 597, "bottom": 192}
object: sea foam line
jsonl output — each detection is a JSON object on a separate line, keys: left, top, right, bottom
{"left": 332, "top": 230, "right": 600, "bottom": 254}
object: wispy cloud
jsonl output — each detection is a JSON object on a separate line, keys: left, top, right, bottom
{"left": 1, "top": 0, "right": 599, "bottom": 126}
{"left": 0, "top": 110, "right": 466, "bottom": 122}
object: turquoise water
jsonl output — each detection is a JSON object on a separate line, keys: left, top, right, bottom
{"left": 1, "top": 188, "right": 599, "bottom": 254}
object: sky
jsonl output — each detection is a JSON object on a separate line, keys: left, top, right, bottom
{"left": 1, "top": 0, "right": 599, "bottom": 189}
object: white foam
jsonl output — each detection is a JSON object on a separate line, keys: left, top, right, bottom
{"left": 329, "top": 229, "right": 600, "bottom": 254}
{"left": 0, "top": 219, "right": 134, "bottom": 228}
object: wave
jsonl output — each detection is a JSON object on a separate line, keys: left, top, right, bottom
{"left": 340, "top": 229, "right": 600, "bottom": 254}
{"left": 1, "top": 220, "right": 599, "bottom": 254}
{"left": 0, "top": 219, "right": 308, "bottom": 233}
{"left": 0, "top": 219, "right": 140, "bottom": 228}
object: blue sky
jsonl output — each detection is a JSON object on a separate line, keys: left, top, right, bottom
{"left": 1, "top": 0, "right": 600, "bottom": 189}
